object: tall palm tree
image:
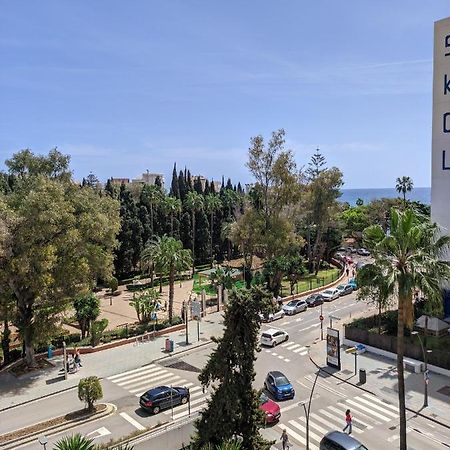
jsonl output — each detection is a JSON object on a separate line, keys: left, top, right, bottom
{"left": 395, "top": 176, "right": 414, "bottom": 204}
{"left": 204, "top": 194, "right": 222, "bottom": 267}
{"left": 144, "top": 235, "right": 192, "bottom": 322}
{"left": 363, "top": 208, "right": 450, "bottom": 450}
{"left": 220, "top": 221, "right": 233, "bottom": 261}
{"left": 185, "top": 191, "right": 204, "bottom": 274}
{"left": 164, "top": 196, "right": 182, "bottom": 237}
{"left": 140, "top": 184, "right": 162, "bottom": 240}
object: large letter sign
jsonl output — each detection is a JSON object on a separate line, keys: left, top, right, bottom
{"left": 432, "top": 18, "right": 450, "bottom": 255}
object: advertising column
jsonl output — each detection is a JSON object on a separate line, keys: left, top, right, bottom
{"left": 431, "top": 17, "right": 450, "bottom": 254}
{"left": 326, "top": 327, "right": 341, "bottom": 370}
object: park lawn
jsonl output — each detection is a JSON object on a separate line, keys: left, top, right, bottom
{"left": 280, "top": 268, "right": 341, "bottom": 296}
{"left": 193, "top": 268, "right": 341, "bottom": 297}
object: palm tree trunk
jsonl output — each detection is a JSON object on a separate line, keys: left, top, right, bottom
{"left": 150, "top": 204, "right": 154, "bottom": 239}
{"left": 168, "top": 268, "right": 175, "bottom": 323}
{"left": 170, "top": 213, "right": 174, "bottom": 237}
{"left": 397, "top": 295, "right": 407, "bottom": 450}
{"left": 210, "top": 212, "right": 214, "bottom": 268}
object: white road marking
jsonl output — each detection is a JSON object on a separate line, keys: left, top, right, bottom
{"left": 277, "top": 355, "right": 285, "bottom": 359}
{"left": 129, "top": 374, "right": 182, "bottom": 393}
{"left": 328, "top": 404, "right": 378, "bottom": 427}
{"left": 119, "top": 412, "right": 146, "bottom": 431}
{"left": 284, "top": 358, "right": 290, "bottom": 362}
{"left": 289, "top": 419, "right": 323, "bottom": 444}
{"left": 319, "top": 408, "right": 363, "bottom": 434}
{"left": 354, "top": 396, "right": 398, "bottom": 418}
{"left": 293, "top": 346, "right": 307, "bottom": 353}
{"left": 87, "top": 427, "right": 112, "bottom": 438}
{"left": 271, "top": 352, "right": 277, "bottom": 356}
{"left": 298, "top": 323, "right": 321, "bottom": 332}
{"left": 345, "top": 399, "right": 391, "bottom": 422}
{"left": 280, "top": 342, "right": 291, "bottom": 347}
{"left": 116, "top": 368, "right": 168, "bottom": 385}
{"left": 361, "top": 393, "right": 399, "bottom": 413}
{"left": 108, "top": 364, "right": 157, "bottom": 381}
{"left": 286, "top": 343, "right": 302, "bottom": 350}
{"left": 275, "top": 423, "right": 308, "bottom": 447}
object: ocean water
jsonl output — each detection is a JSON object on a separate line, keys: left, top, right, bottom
{"left": 339, "top": 187, "right": 430, "bottom": 206}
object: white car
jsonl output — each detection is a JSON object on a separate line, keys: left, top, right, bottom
{"left": 321, "top": 288, "right": 340, "bottom": 301}
{"left": 260, "top": 328, "right": 289, "bottom": 347}
{"left": 260, "top": 308, "right": 285, "bottom": 322}
{"left": 282, "top": 299, "right": 308, "bottom": 315}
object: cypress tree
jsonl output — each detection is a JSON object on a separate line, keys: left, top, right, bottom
{"left": 226, "top": 178, "right": 233, "bottom": 190}
{"left": 194, "top": 176, "right": 203, "bottom": 195}
{"left": 195, "top": 209, "right": 210, "bottom": 263}
{"left": 192, "top": 287, "right": 273, "bottom": 450}
{"left": 170, "top": 163, "right": 180, "bottom": 198}
{"left": 210, "top": 180, "right": 216, "bottom": 194}
{"left": 237, "top": 182, "right": 243, "bottom": 194}
{"left": 187, "top": 170, "right": 193, "bottom": 191}
{"left": 203, "top": 179, "right": 211, "bottom": 195}
{"left": 220, "top": 175, "right": 225, "bottom": 193}
{"left": 178, "top": 170, "right": 188, "bottom": 201}
{"left": 104, "top": 178, "right": 115, "bottom": 197}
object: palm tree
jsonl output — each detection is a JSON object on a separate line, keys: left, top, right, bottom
{"left": 220, "top": 222, "right": 233, "bottom": 261}
{"left": 164, "top": 196, "right": 182, "bottom": 237}
{"left": 140, "top": 184, "right": 162, "bottom": 240}
{"left": 204, "top": 194, "right": 222, "bottom": 266}
{"left": 395, "top": 176, "right": 414, "bottom": 204}
{"left": 363, "top": 208, "right": 450, "bottom": 450}
{"left": 53, "top": 434, "right": 96, "bottom": 450}
{"left": 144, "top": 235, "right": 192, "bottom": 322}
{"left": 185, "top": 191, "right": 204, "bottom": 274}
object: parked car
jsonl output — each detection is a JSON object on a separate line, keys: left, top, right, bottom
{"left": 320, "top": 431, "right": 369, "bottom": 450}
{"left": 282, "top": 299, "right": 307, "bottom": 315}
{"left": 260, "top": 308, "right": 285, "bottom": 322}
{"left": 305, "top": 294, "right": 324, "bottom": 307}
{"left": 357, "top": 248, "right": 370, "bottom": 256}
{"left": 259, "top": 392, "right": 281, "bottom": 423}
{"left": 321, "top": 288, "right": 340, "bottom": 301}
{"left": 139, "top": 386, "right": 190, "bottom": 414}
{"left": 349, "top": 247, "right": 358, "bottom": 254}
{"left": 336, "top": 284, "right": 354, "bottom": 296}
{"left": 264, "top": 371, "right": 295, "bottom": 400}
{"left": 260, "top": 328, "right": 289, "bottom": 347}
{"left": 348, "top": 278, "right": 358, "bottom": 290}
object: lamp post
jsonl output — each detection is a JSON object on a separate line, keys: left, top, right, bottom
{"left": 411, "top": 331, "right": 432, "bottom": 408}
{"left": 301, "top": 346, "right": 320, "bottom": 450}
{"left": 38, "top": 435, "right": 48, "bottom": 450}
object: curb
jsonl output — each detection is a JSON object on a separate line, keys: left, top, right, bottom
{"left": 307, "top": 346, "right": 450, "bottom": 431}
{"left": 0, "top": 338, "right": 215, "bottom": 414}
{"left": 0, "top": 403, "right": 116, "bottom": 450}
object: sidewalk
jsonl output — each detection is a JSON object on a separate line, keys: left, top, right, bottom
{"left": 309, "top": 337, "right": 450, "bottom": 429}
{"left": 0, "top": 312, "right": 224, "bottom": 411}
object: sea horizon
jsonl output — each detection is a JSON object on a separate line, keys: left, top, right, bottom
{"left": 340, "top": 187, "right": 430, "bottom": 206}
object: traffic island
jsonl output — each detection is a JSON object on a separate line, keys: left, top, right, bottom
{"left": 0, "top": 402, "right": 116, "bottom": 449}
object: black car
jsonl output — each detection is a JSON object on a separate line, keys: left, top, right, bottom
{"left": 305, "top": 294, "right": 324, "bottom": 307}
{"left": 139, "top": 385, "right": 190, "bottom": 414}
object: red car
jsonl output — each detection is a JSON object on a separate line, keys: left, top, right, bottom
{"left": 259, "top": 392, "right": 281, "bottom": 423}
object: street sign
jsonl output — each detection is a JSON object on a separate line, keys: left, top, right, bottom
{"left": 319, "top": 315, "right": 324, "bottom": 321}
{"left": 191, "top": 300, "right": 202, "bottom": 320}
{"left": 150, "top": 312, "right": 157, "bottom": 321}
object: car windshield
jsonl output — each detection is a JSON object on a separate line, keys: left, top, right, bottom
{"left": 261, "top": 333, "right": 271, "bottom": 339}
{"left": 286, "top": 301, "right": 297, "bottom": 306}
{"left": 260, "top": 393, "right": 269, "bottom": 404}
{"left": 337, "top": 285, "right": 345, "bottom": 289}
{"left": 323, "top": 290, "right": 332, "bottom": 295}
{"left": 274, "top": 376, "right": 290, "bottom": 386}
{"left": 357, "top": 446, "right": 369, "bottom": 450}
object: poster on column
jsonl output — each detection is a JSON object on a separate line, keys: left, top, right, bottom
{"left": 326, "top": 327, "right": 341, "bottom": 370}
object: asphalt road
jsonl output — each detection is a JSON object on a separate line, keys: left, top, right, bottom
{"left": 6, "top": 276, "right": 450, "bottom": 450}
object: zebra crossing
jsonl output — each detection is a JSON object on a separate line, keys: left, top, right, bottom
{"left": 263, "top": 341, "right": 309, "bottom": 362}
{"left": 271, "top": 392, "right": 399, "bottom": 450}
{"left": 106, "top": 364, "right": 210, "bottom": 419}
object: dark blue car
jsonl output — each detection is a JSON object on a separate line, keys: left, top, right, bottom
{"left": 264, "top": 371, "right": 295, "bottom": 400}
{"left": 139, "top": 385, "right": 190, "bottom": 414}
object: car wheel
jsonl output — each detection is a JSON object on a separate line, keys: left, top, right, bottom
{"left": 272, "top": 341, "right": 276, "bottom": 347}
{"left": 152, "top": 406, "right": 160, "bottom": 414}
{"left": 284, "top": 335, "right": 289, "bottom": 342}
{"left": 181, "top": 396, "right": 188, "bottom": 405}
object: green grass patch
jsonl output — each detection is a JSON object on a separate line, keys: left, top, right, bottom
{"left": 280, "top": 268, "right": 340, "bottom": 296}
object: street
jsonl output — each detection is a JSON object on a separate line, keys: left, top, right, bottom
{"left": 3, "top": 289, "right": 450, "bottom": 450}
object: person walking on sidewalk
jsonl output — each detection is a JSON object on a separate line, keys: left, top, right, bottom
{"left": 280, "top": 429, "right": 290, "bottom": 449}
{"left": 343, "top": 409, "right": 352, "bottom": 434}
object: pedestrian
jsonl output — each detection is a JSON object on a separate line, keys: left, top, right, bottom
{"left": 74, "top": 349, "right": 82, "bottom": 368}
{"left": 345, "top": 266, "right": 349, "bottom": 277}
{"left": 343, "top": 409, "right": 352, "bottom": 434}
{"left": 280, "top": 429, "right": 290, "bottom": 450}
{"left": 277, "top": 295, "right": 283, "bottom": 307}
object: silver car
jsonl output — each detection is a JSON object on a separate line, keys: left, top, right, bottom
{"left": 321, "top": 288, "right": 340, "bottom": 301}
{"left": 282, "top": 299, "right": 308, "bottom": 315}
{"left": 260, "top": 308, "right": 285, "bottom": 322}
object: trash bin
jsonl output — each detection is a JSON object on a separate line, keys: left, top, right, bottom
{"left": 47, "top": 345, "right": 54, "bottom": 359}
{"left": 359, "top": 368, "right": 366, "bottom": 384}
{"left": 165, "top": 338, "right": 174, "bottom": 353}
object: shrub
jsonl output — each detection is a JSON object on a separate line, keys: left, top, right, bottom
{"left": 54, "top": 433, "right": 97, "bottom": 450}
{"left": 90, "top": 319, "right": 109, "bottom": 347}
{"left": 78, "top": 376, "right": 103, "bottom": 412}
{"left": 109, "top": 276, "right": 119, "bottom": 294}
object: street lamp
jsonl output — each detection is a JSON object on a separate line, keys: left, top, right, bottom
{"left": 38, "top": 436, "right": 48, "bottom": 450}
{"left": 301, "top": 345, "right": 320, "bottom": 450}
{"left": 411, "top": 331, "right": 432, "bottom": 408}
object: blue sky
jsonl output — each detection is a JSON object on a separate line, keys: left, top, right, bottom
{"left": 1, "top": 1, "right": 449, "bottom": 188}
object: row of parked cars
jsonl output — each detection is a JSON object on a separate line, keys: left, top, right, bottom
{"left": 260, "top": 279, "right": 358, "bottom": 323}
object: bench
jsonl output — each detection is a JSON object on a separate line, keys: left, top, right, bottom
{"left": 403, "top": 358, "right": 423, "bottom": 373}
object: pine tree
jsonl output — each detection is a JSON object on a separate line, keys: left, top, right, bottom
{"left": 306, "top": 148, "right": 326, "bottom": 181}
{"left": 192, "top": 287, "right": 273, "bottom": 450}
{"left": 170, "top": 163, "right": 180, "bottom": 198}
